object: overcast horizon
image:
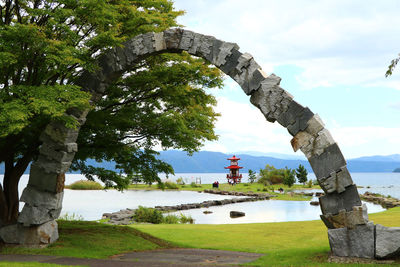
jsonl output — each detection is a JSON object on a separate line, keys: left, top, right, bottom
{"left": 170, "top": 0, "right": 400, "bottom": 159}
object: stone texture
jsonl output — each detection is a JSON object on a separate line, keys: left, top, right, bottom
{"left": 0, "top": 224, "right": 19, "bottom": 243}
{"left": 232, "top": 53, "right": 262, "bottom": 95}
{"left": 320, "top": 204, "right": 369, "bottom": 229}
{"left": 43, "top": 122, "right": 79, "bottom": 144}
{"left": 163, "top": 28, "right": 183, "bottom": 49}
{"left": 20, "top": 186, "right": 64, "bottom": 210}
{"left": 219, "top": 49, "right": 243, "bottom": 75}
{"left": 309, "top": 143, "right": 346, "bottom": 179}
{"left": 290, "top": 131, "right": 313, "bottom": 152}
{"left": 34, "top": 155, "right": 71, "bottom": 174}
{"left": 375, "top": 224, "right": 400, "bottom": 259}
{"left": 328, "top": 222, "right": 375, "bottom": 258}
{"left": 286, "top": 107, "right": 314, "bottom": 136}
{"left": 27, "top": 164, "right": 64, "bottom": 193}
{"left": 277, "top": 100, "right": 305, "bottom": 127}
{"left": 0, "top": 221, "right": 59, "bottom": 246}
{"left": 152, "top": 32, "right": 166, "bottom": 51}
{"left": 18, "top": 204, "right": 61, "bottom": 226}
{"left": 319, "top": 166, "right": 353, "bottom": 194}
{"left": 319, "top": 185, "right": 362, "bottom": 215}
{"left": 230, "top": 211, "right": 245, "bottom": 218}
{"left": 213, "top": 41, "right": 239, "bottom": 67}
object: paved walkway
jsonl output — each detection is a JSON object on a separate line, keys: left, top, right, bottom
{"left": 0, "top": 248, "right": 264, "bottom": 266}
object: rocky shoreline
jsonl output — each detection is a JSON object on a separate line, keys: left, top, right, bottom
{"left": 360, "top": 192, "right": 400, "bottom": 209}
{"left": 102, "top": 190, "right": 272, "bottom": 225}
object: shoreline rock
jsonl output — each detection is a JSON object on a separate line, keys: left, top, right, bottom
{"left": 102, "top": 190, "right": 272, "bottom": 225}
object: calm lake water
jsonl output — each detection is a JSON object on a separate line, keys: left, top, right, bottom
{"left": 3, "top": 172, "right": 397, "bottom": 224}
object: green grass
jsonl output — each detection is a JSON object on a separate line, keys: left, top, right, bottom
{"left": 133, "top": 208, "right": 400, "bottom": 266}
{"left": 1, "top": 220, "right": 174, "bottom": 259}
{"left": 0, "top": 263, "right": 79, "bottom": 267}
{"left": 65, "top": 180, "right": 103, "bottom": 190}
{"left": 4, "top": 206, "right": 400, "bottom": 266}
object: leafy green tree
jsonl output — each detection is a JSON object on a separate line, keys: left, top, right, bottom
{"left": 0, "top": 0, "right": 222, "bottom": 225}
{"left": 258, "top": 164, "right": 285, "bottom": 185}
{"left": 248, "top": 169, "right": 256, "bottom": 183}
{"left": 295, "top": 164, "right": 308, "bottom": 185}
{"left": 283, "top": 167, "right": 296, "bottom": 188}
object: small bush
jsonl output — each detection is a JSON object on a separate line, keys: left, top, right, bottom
{"left": 312, "top": 179, "right": 319, "bottom": 186}
{"left": 243, "top": 183, "right": 250, "bottom": 187}
{"left": 157, "top": 182, "right": 165, "bottom": 190}
{"left": 165, "top": 181, "right": 179, "bottom": 189}
{"left": 163, "top": 214, "right": 180, "bottom": 224}
{"left": 307, "top": 180, "right": 313, "bottom": 188}
{"left": 176, "top": 177, "right": 185, "bottom": 185}
{"left": 190, "top": 182, "right": 201, "bottom": 188}
{"left": 179, "top": 213, "right": 194, "bottom": 224}
{"left": 133, "top": 206, "right": 163, "bottom": 224}
{"left": 262, "top": 187, "right": 268, "bottom": 192}
{"left": 66, "top": 180, "right": 103, "bottom": 190}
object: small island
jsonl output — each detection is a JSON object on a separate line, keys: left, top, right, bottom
{"left": 394, "top": 168, "right": 400, "bottom": 173}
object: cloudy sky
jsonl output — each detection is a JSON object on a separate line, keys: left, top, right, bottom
{"left": 172, "top": 0, "right": 400, "bottom": 159}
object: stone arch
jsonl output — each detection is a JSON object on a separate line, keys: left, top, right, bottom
{"left": 10, "top": 28, "right": 396, "bottom": 258}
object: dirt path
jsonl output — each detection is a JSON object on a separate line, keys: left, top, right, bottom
{"left": 0, "top": 248, "right": 264, "bottom": 266}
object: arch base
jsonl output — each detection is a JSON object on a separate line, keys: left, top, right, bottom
{"left": 0, "top": 220, "right": 58, "bottom": 246}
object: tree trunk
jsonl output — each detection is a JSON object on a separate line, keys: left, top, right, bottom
{"left": 0, "top": 151, "right": 34, "bottom": 226}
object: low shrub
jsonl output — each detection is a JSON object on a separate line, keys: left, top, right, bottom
{"left": 262, "top": 187, "right": 268, "bottom": 192}
{"left": 179, "top": 213, "right": 194, "bottom": 224}
{"left": 163, "top": 214, "right": 180, "bottom": 224}
{"left": 307, "top": 180, "right": 313, "bottom": 188}
{"left": 243, "top": 183, "right": 250, "bottom": 187}
{"left": 190, "top": 182, "right": 201, "bottom": 188}
{"left": 176, "top": 177, "right": 185, "bottom": 185}
{"left": 66, "top": 180, "right": 103, "bottom": 190}
{"left": 157, "top": 182, "right": 166, "bottom": 190}
{"left": 133, "top": 206, "right": 163, "bottom": 224}
{"left": 165, "top": 181, "right": 179, "bottom": 189}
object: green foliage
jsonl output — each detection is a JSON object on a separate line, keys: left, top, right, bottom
{"left": 313, "top": 179, "right": 319, "bottom": 186}
{"left": 0, "top": 0, "right": 223, "bottom": 223}
{"left": 164, "top": 181, "right": 179, "bottom": 189}
{"left": 163, "top": 214, "right": 180, "bottom": 224}
{"left": 176, "top": 177, "right": 185, "bottom": 185}
{"left": 133, "top": 206, "right": 164, "bottom": 224}
{"left": 306, "top": 180, "right": 313, "bottom": 188}
{"left": 178, "top": 213, "right": 194, "bottom": 224}
{"left": 58, "top": 212, "right": 84, "bottom": 221}
{"left": 295, "top": 164, "right": 308, "bottom": 184}
{"left": 157, "top": 182, "right": 165, "bottom": 190}
{"left": 386, "top": 53, "right": 400, "bottom": 77}
{"left": 190, "top": 182, "right": 201, "bottom": 188}
{"left": 283, "top": 167, "right": 296, "bottom": 188}
{"left": 65, "top": 180, "right": 103, "bottom": 190}
{"left": 247, "top": 169, "right": 257, "bottom": 183}
{"left": 258, "top": 164, "right": 286, "bottom": 185}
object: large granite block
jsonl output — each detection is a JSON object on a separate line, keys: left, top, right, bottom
{"left": 287, "top": 107, "right": 314, "bottom": 136}
{"left": 212, "top": 41, "right": 239, "bottom": 67}
{"left": 27, "top": 163, "right": 65, "bottom": 193}
{"left": 319, "top": 184, "right": 361, "bottom": 215}
{"left": 152, "top": 32, "right": 167, "bottom": 51}
{"left": 43, "top": 122, "right": 79, "bottom": 144}
{"left": 320, "top": 204, "right": 368, "bottom": 229}
{"left": 319, "top": 166, "right": 353, "bottom": 194}
{"left": 18, "top": 204, "right": 62, "bottom": 226}
{"left": 328, "top": 222, "right": 375, "bottom": 258}
{"left": 309, "top": 143, "right": 346, "bottom": 179}
{"left": 376, "top": 224, "right": 400, "bottom": 259}
{"left": 164, "top": 28, "right": 183, "bottom": 49}
{"left": 219, "top": 49, "right": 243, "bottom": 75}
{"left": 277, "top": 100, "right": 305, "bottom": 127}
{"left": 39, "top": 144, "right": 75, "bottom": 162}
{"left": 20, "top": 186, "right": 64, "bottom": 210}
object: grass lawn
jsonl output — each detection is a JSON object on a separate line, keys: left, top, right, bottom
{"left": 1, "top": 220, "right": 174, "bottom": 259}
{"left": 3, "top": 207, "right": 400, "bottom": 266}
{"left": 133, "top": 208, "right": 400, "bottom": 266}
{"left": 0, "top": 263, "right": 79, "bottom": 267}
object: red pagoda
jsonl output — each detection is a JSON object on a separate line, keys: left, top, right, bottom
{"left": 225, "top": 155, "right": 243, "bottom": 184}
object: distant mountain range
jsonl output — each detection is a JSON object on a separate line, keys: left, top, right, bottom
{"left": 1, "top": 151, "right": 400, "bottom": 174}
{"left": 157, "top": 151, "right": 400, "bottom": 173}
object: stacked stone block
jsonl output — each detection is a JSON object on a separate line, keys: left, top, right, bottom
{"left": 9, "top": 28, "right": 399, "bottom": 257}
